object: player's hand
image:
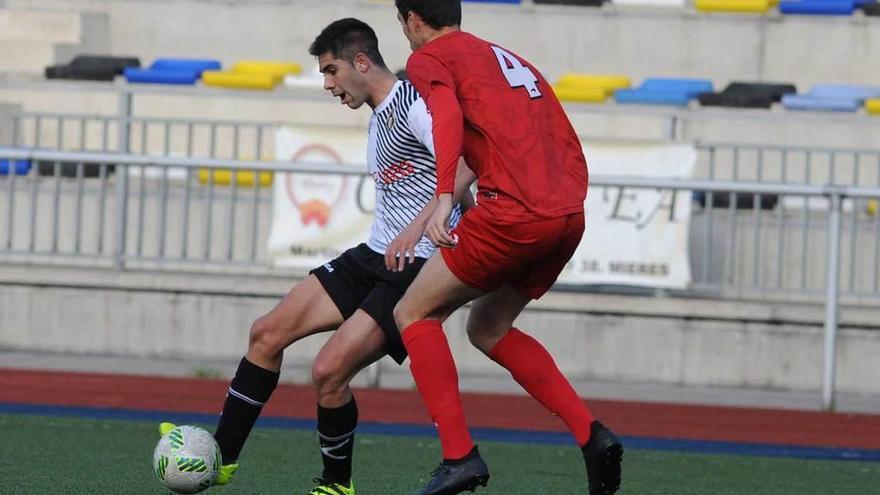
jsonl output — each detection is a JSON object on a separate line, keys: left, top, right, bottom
{"left": 425, "top": 194, "right": 458, "bottom": 249}
{"left": 385, "top": 223, "right": 423, "bottom": 272}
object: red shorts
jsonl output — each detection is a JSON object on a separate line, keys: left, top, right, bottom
{"left": 441, "top": 194, "right": 585, "bottom": 299}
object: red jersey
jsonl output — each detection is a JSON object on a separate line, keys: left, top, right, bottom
{"left": 406, "top": 30, "right": 588, "bottom": 221}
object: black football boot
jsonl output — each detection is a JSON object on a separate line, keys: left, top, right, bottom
{"left": 582, "top": 421, "right": 623, "bottom": 495}
{"left": 412, "top": 446, "right": 490, "bottom": 495}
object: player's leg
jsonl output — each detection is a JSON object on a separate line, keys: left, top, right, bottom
{"left": 307, "top": 309, "right": 387, "bottom": 494}
{"left": 214, "top": 274, "right": 345, "bottom": 474}
{"left": 469, "top": 212, "right": 621, "bottom": 495}
{"left": 468, "top": 285, "right": 595, "bottom": 445}
{"left": 393, "top": 253, "right": 489, "bottom": 494}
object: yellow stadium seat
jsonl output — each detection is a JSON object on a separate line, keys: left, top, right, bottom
{"left": 866, "top": 98, "right": 880, "bottom": 115}
{"left": 553, "top": 85, "right": 608, "bottom": 103}
{"left": 201, "top": 60, "right": 302, "bottom": 90}
{"left": 868, "top": 200, "right": 877, "bottom": 216}
{"left": 202, "top": 71, "right": 277, "bottom": 90}
{"left": 197, "top": 168, "right": 274, "bottom": 187}
{"left": 695, "top": 0, "right": 772, "bottom": 13}
{"left": 232, "top": 60, "right": 302, "bottom": 84}
{"left": 556, "top": 74, "right": 631, "bottom": 92}
{"left": 552, "top": 73, "right": 630, "bottom": 103}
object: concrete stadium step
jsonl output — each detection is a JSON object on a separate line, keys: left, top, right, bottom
{"left": 0, "top": 40, "right": 57, "bottom": 72}
{"left": 0, "top": 9, "right": 80, "bottom": 43}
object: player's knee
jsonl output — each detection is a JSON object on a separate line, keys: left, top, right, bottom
{"left": 466, "top": 320, "right": 508, "bottom": 354}
{"left": 311, "top": 357, "right": 347, "bottom": 400}
{"left": 466, "top": 326, "right": 493, "bottom": 354}
{"left": 247, "top": 316, "right": 287, "bottom": 359}
{"left": 392, "top": 303, "right": 411, "bottom": 332}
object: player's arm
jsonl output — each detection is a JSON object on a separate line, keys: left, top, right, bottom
{"left": 407, "top": 94, "right": 475, "bottom": 212}
{"left": 406, "top": 53, "right": 461, "bottom": 199}
{"left": 407, "top": 53, "right": 463, "bottom": 248}
{"left": 453, "top": 158, "right": 476, "bottom": 214}
{"left": 384, "top": 158, "right": 474, "bottom": 272}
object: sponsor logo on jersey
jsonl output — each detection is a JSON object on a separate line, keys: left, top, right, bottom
{"left": 372, "top": 161, "right": 415, "bottom": 185}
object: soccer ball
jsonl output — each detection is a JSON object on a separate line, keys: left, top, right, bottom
{"left": 153, "top": 425, "right": 221, "bottom": 494}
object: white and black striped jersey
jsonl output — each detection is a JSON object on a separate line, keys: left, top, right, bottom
{"left": 365, "top": 80, "right": 461, "bottom": 259}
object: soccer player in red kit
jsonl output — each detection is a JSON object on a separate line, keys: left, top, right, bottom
{"left": 392, "top": 1, "right": 623, "bottom": 494}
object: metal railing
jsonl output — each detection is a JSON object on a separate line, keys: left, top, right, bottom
{"left": 3, "top": 147, "right": 880, "bottom": 410}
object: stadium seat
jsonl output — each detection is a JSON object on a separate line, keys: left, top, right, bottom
{"left": 283, "top": 72, "right": 324, "bottom": 89}
{"left": 534, "top": 0, "right": 605, "bottom": 5}
{"left": 613, "top": 0, "right": 685, "bottom": 5}
{"left": 863, "top": 1, "right": 880, "bottom": 14}
{"left": 779, "top": 0, "right": 857, "bottom": 15}
{"left": 231, "top": 61, "right": 301, "bottom": 83}
{"left": 694, "top": 191, "right": 778, "bottom": 210}
{"left": 202, "top": 72, "right": 276, "bottom": 90}
{"left": 35, "top": 161, "right": 114, "bottom": 177}
{"left": 197, "top": 169, "right": 273, "bottom": 187}
{"left": 694, "top": 0, "right": 773, "bottom": 13}
{"left": 45, "top": 55, "right": 140, "bottom": 82}
{"left": 698, "top": 82, "right": 797, "bottom": 109}
{"left": 553, "top": 85, "right": 608, "bottom": 102}
{"left": 553, "top": 73, "right": 630, "bottom": 103}
{"left": 0, "top": 159, "right": 30, "bottom": 176}
{"left": 124, "top": 58, "right": 221, "bottom": 85}
{"left": 614, "top": 78, "right": 714, "bottom": 106}
{"left": 867, "top": 98, "right": 880, "bottom": 114}
{"left": 781, "top": 85, "right": 880, "bottom": 112}
{"left": 203, "top": 60, "right": 301, "bottom": 90}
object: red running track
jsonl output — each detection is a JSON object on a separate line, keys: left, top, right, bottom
{"left": 2, "top": 368, "right": 879, "bottom": 449}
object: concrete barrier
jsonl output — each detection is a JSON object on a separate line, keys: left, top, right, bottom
{"left": 1, "top": 264, "right": 878, "bottom": 398}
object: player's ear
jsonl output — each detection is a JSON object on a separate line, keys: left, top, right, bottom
{"left": 354, "top": 53, "right": 370, "bottom": 73}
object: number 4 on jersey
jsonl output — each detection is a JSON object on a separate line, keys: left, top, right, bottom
{"left": 491, "top": 46, "right": 542, "bottom": 99}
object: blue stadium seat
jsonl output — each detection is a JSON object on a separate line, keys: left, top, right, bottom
{"left": 614, "top": 78, "right": 713, "bottom": 106}
{"left": 0, "top": 159, "right": 31, "bottom": 176}
{"left": 124, "top": 58, "right": 221, "bottom": 85}
{"left": 782, "top": 85, "right": 880, "bottom": 112}
{"left": 779, "top": 0, "right": 857, "bottom": 15}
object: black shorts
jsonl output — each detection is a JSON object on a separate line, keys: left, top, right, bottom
{"left": 310, "top": 243, "right": 426, "bottom": 364}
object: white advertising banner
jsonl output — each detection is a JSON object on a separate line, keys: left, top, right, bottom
{"left": 270, "top": 127, "right": 695, "bottom": 288}
{"left": 556, "top": 142, "right": 696, "bottom": 289}
{"left": 268, "top": 127, "right": 375, "bottom": 271}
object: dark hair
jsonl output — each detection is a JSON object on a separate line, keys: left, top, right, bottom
{"left": 395, "top": 0, "right": 461, "bottom": 29}
{"left": 309, "top": 18, "right": 387, "bottom": 68}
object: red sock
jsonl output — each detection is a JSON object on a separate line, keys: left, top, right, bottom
{"left": 402, "top": 320, "right": 474, "bottom": 460}
{"left": 488, "top": 328, "right": 594, "bottom": 446}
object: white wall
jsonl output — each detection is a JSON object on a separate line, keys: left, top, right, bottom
{"left": 3, "top": 0, "right": 880, "bottom": 87}
{"left": 1, "top": 264, "right": 878, "bottom": 397}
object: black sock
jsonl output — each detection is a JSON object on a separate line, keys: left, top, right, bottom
{"left": 317, "top": 397, "right": 358, "bottom": 485}
{"left": 214, "top": 357, "right": 279, "bottom": 464}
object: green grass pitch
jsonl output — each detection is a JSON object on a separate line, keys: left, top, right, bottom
{"left": 0, "top": 414, "right": 878, "bottom": 494}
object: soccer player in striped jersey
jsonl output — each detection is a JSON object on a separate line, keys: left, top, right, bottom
{"left": 166, "top": 18, "right": 474, "bottom": 495}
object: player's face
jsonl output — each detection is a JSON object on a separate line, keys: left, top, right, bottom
{"left": 397, "top": 11, "right": 421, "bottom": 50}
{"left": 318, "top": 52, "right": 368, "bottom": 109}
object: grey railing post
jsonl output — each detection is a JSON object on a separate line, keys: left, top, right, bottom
{"left": 822, "top": 192, "right": 843, "bottom": 411}
{"left": 113, "top": 89, "right": 133, "bottom": 270}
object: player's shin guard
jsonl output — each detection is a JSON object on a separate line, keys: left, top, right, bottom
{"left": 488, "top": 328, "right": 594, "bottom": 446}
{"left": 214, "top": 357, "right": 279, "bottom": 464}
{"left": 402, "top": 320, "right": 474, "bottom": 461}
{"left": 317, "top": 397, "right": 358, "bottom": 485}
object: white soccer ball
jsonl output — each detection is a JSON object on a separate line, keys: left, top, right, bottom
{"left": 153, "top": 425, "right": 221, "bottom": 494}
